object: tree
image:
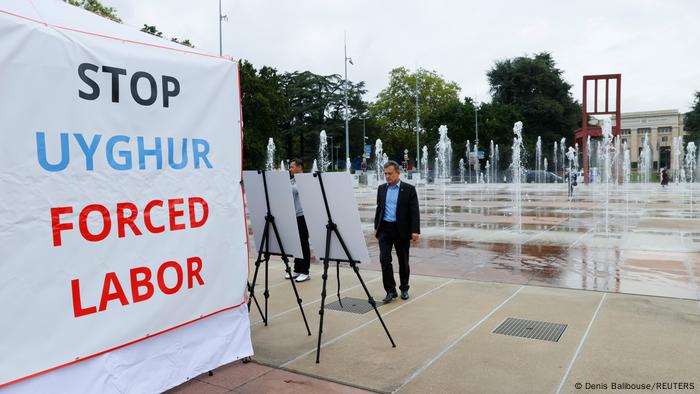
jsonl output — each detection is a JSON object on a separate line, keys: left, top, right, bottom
{"left": 64, "top": 0, "right": 121, "bottom": 23}
{"left": 370, "top": 67, "right": 461, "bottom": 156}
{"left": 487, "top": 52, "right": 580, "bottom": 166}
{"left": 239, "top": 61, "right": 289, "bottom": 170}
{"left": 140, "top": 24, "right": 163, "bottom": 37}
{"left": 280, "top": 71, "right": 366, "bottom": 167}
{"left": 685, "top": 91, "right": 700, "bottom": 144}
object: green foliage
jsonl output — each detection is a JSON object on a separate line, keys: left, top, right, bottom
{"left": 64, "top": 0, "right": 121, "bottom": 23}
{"left": 370, "top": 67, "right": 461, "bottom": 156}
{"left": 141, "top": 24, "right": 163, "bottom": 37}
{"left": 240, "top": 61, "right": 288, "bottom": 170}
{"left": 685, "top": 91, "right": 700, "bottom": 144}
{"left": 487, "top": 52, "right": 580, "bottom": 166}
{"left": 239, "top": 61, "right": 368, "bottom": 170}
{"left": 281, "top": 70, "right": 366, "bottom": 167}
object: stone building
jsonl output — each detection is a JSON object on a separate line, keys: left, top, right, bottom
{"left": 617, "top": 109, "right": 686, "bottom": 169}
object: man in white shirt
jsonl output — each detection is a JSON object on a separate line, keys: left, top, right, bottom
{"left": 288, "top": 158, "right": 311, "bottom": 282}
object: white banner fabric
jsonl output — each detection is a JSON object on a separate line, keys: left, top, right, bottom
{"left": 0, "top": 0, "right": 251, "bottom": 389}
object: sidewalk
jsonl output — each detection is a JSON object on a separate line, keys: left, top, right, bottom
{"left": 172, "top": 263, "right": 700, "bottom": 393}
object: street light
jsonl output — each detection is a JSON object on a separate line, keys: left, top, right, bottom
{"left": 218, "top": 0, "right": 228, "bottom": 56}
{"left": 359, "top": 112, "right": 369, "bottom": 159}
{"left": 344, "top": 32, "right": 354, "bottom": 171}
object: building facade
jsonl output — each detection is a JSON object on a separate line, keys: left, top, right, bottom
{"left": 617, "top": 109, "right": 686, "bottom": 169}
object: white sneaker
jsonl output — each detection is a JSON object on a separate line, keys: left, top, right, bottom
{"left": 295, "top": 274, "right": 310, "bottom": 282}
{"left": 285, "top": 272, "right": 300, "bottom": 279}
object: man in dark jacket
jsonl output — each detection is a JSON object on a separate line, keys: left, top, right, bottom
{"left": 374, "top": 161, "right": 420, "bottom": 303}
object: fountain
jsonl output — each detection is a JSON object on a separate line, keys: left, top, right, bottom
{"left": 466, "top": 140, "right": 471, "bottom": 183}
{"left": 553, "top": 141, "right": 558, "bottom": 179}
{"left": 421, "top": 145, "right": 429, "bottom": 183}
{"left": 485, "top": 160, "right": 490, "bottom": 183}
{"left": 495, "top": 144, "right": 500, "bottom": 183}
{"left": 686, "top": 142, "right": 697, "bottom": 213}
{"left": 511, "top": 121, "right": 524, "bottom": 233}
{"left": 639, "top": 133, "right": 652, "bottom": 183}
{"left": 560, "top": 137, "right": 566, "bottom": 177}
{"left": 346, "top": 158, "right": 352, "bottom": 172}
{"left": 279, "top": 160, "right": 286, "bottom": 171}
{"left": 435, "top": 125, "right": 452, "bottom": 181}
{"left": 672, "top": 136, "right": 682, "bottom": 184}
{"left": 265, "top": 138, "right": 275, "bottom": 170}
{"left": 587, "top": 136, "right": 592, "bottom": 182}
{"left": 489, "top": 140, "right": 495, "bottom": 185}
{"left": 535, "top": 136, "right": 542, "bottom": 183}
{"left": 318, "top": 130, "right": 329, "bottom": 172}
{"left": 623, "top": 142, "right": 631, "bottom": 184}
{"left": 459, "top": 158, "right": 465, "bottom": 183}
{"left": 686, "top": 142, "right": 697, "bottom": 183}
{"left": 375, "top": 139, "right": 384, "bottom": 183}
{"left": 312, "top": 159, "right": 319, "bottom": 173}
{"left": 601, "top": 118, "right": 614, "bottom": 233}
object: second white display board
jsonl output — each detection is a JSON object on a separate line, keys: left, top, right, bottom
{"left": 294, "top": 172, "right": 370, "bottom": 264}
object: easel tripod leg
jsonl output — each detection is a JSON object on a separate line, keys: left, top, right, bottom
{"left": 336, "top": 261, "right": 343, "bottom": 307}
{"left": 247, "top": 257, "right": 266, "bottom": 325}
{"left": 352, "top": 262, "right": 396, "bottom": 348}
{"left": 315, "top": 259, "right": 330, "bottom": 363}
{"left": 281, "top": 255, "right": 312, "bottom": 335}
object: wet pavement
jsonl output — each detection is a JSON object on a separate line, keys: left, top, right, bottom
{"left": 354, "top": 181, "right": 700, "bottom": 301}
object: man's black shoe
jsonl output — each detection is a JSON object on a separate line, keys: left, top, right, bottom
{"left": 382, "top": 292, "right": 398, "bottom": 303}
{"left": 401, "top": 291, "right": 409, "bottom": 300}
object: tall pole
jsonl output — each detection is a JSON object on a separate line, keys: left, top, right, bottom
{"left": 344, "top": 33, "right": 350, "bottom": 170}
{"left": 415, "top": 74, "right": 420, "bottom": 172}
{"left": 362, "top": 118, "right": 366, "bottom": 155}
{"left": 475, "top": 100, "right": 479, "bottom": 161}
{"left": 218, "top": 0, "right": 222, "bottom": 56}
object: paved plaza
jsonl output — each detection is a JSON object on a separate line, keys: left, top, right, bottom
{"left": 172, "top": 181, "right": 700, "bottom": 393}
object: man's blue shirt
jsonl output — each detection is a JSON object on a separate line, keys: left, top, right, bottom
{"left": 382, "top": 181, "right": 401, "bottom": 222}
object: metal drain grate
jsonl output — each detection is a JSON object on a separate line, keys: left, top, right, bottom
{"left": 325, "top": 297, "right": 376, "bottom": 315}
{"left": 593, "top": 234, "right": 622, "bottom": 239}
{"left": 492, "top": 318, "right": 567, "bottom": 342}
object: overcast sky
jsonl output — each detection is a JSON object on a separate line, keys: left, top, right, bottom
{"left": 105, "top": 0, "right": 699, "bottom": 113}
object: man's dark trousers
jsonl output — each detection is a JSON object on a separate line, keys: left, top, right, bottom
{"left": 377, "top": 221, "right": 410, "bottom": 293}
{"left": 294, "top": 215, "right": 311, "bottom": 274}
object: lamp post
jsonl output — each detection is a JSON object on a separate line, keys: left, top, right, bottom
{"left": 344, "top": 33, "right": 354, "bottom": 170}
{"left": 474, "top": 100, "right": 480, "bottom": 154}
{"left": 359, "top": 112, "right": 369, "bottom": 160}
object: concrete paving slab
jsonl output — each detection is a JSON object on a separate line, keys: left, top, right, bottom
{"left": 251, "top": 273, "right": 444, "bottom": 366}
{"left": 232, "top": 369, "right": 369, "bottom": 394}
{"left": 167, "top": 379, "right": 230, "bottom": 394}
{"left": 560, "top": 294, "right": 700, "bottom": 393}
{"left": 398, "top": 286, "right": 603, "bottom": 394}
{"left": 198, "top": 361, "right": 273, "bottom": 390}
{"left": 283, "top": 280, "right": 520, "bottom": 393}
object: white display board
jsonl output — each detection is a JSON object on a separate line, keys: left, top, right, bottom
{"left": 243, "top": 170, "right": 302, "bottom": 257}
{"left": 295, "top": 172, "right": 370, "bottom": 264}
{"left": 0, "top": 1, "right": 251, "bottom": 391}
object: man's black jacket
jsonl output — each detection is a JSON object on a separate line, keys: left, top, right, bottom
{"left": 374, "top": 181, "right": 420, "bottom": 240}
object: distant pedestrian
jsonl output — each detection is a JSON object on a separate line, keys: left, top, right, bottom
{"left": 565, "top": 170, "right": 577, "bottom": 197}
{"left": 660, "top": 167, "right": 669, "bottom": 187}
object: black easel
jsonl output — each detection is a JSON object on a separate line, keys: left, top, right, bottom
{"left": 314, "top": 172, "right": 396, "bottom": 363}
{"left": 247, "top": 170, "right": 311, "bottom": 336}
